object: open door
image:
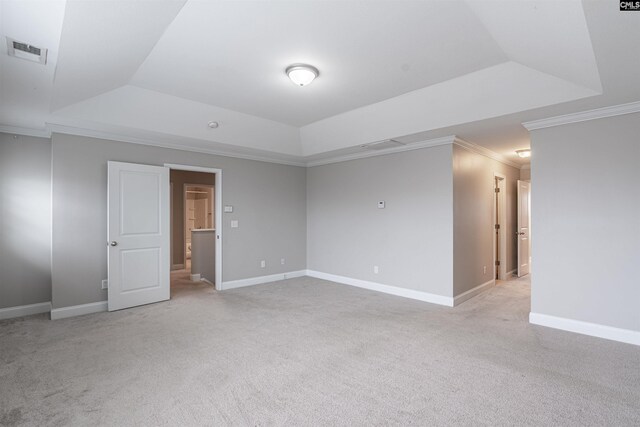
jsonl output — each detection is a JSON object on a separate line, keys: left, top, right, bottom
{"left": 108, "top": 161, "right": 170, "bottom": 311}
{"left": 517, "top": 180, "right": 531, "bottom": 277}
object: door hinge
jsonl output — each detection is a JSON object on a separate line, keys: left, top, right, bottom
{"left": 495, "top": 260, "right": 500, "bottom": 266}
{"left": 495, "top": 187, "right": 500, "bottom": 193}
{"left": 495, "top": 224, "right": 500, "bottom": 230}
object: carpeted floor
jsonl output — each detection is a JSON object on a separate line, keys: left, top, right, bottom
{"left": 1, "top": 273, "right": 639, "bottom": 426}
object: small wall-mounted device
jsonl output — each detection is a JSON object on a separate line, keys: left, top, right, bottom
{"left": 231, "top": 220, "right": 238, "bottom": 228}
{"left": 224, "top": 205, "right": 233, "bottom": 213}
{"left": 378, "top": 201, "right": 385, "bottom": 209}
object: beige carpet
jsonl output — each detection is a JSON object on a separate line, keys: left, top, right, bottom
{"left": 1, "top": 274, "right": 639, "bottom": 426}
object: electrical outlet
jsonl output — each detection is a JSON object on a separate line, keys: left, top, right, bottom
{"left": 101, "top": 279, "right": 108, "bottom": 289}
{"left": 260, "top": 260, "right": 266, "bottom": 268}
{"left": 483, "top": 266, "right": 487, "bottom": 274}
{"left": 373, "top": 265, "right": 379, "bottom": 274}
{"left": 281, "top": 258, "right": 285, "bottom": 265}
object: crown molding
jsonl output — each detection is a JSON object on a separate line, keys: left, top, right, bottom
{"left": 0, "top": 124, "right": 52, "bottom": 139}
{"left": 305, "top": 136, "right": 457, "bottom": 167}
{"left": 46, "top": 123, "right": 307, "bottom": 167}
{"left": 452, "top": 137, "right": 521, "bottom": 169}
{"left": 522, "top": 100, "right": 640, "bottom": 131}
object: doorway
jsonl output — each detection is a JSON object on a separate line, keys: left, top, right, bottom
{"left": 493, "top": 173, "right": 507, "bottom": 281}
{"left": 167, "top": 164, "right": 222, "bottom": 291}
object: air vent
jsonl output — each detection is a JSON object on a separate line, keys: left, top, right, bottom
{"left": 6, "top": 37, "right": 47, "bottom": 65}
{"left": 360, "top": 139, "right": 406, "bottom": 150}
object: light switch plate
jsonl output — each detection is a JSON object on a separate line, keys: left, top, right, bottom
{"left": 224, "top": 206, "right": 233, "bottom": 213}
{"left": 101, "top": 279, "right": 108, "bottom": 289}
{"left": 231, "top": 220, "right": 238, "bottom": 228}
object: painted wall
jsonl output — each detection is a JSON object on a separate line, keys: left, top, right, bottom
{"left": 170, "top": 170, "right": 215, "bottom": 267}
{"left": 51, "top": 133, "right": 306, "bottom": 309}
{"left": 452, "top": 145, "right": 520, "bottom": 296}
{"left": 530, "top": 113, "right": 640, "bottom": 332}
{"left": 520, "top": 167, "right": 531, "bottom": 181}
{"left": 0, "top": 133, "right": 52, "bottom": 308}
{"left": 307, "top": 145, "right": 454, "bottom": 298}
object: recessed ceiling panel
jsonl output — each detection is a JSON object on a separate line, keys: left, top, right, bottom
{"left": 130, "top": 0, "right": 507, "bottom": 126}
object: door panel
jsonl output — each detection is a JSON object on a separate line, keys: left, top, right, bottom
{"left": 517, "top": 180, "right": 531, "bottom": 277}
{"left": 108, "top": 161, "right": 170, "bottom": 311}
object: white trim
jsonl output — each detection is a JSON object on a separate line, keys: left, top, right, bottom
{"left": 529, "top": 312, "right": 640, "bottom": 346}
{"left": 522, "top": 101, "right": 640, "bottom": 131}
{"left": 0, "top": 124, "right": 51, "bottom": 139}
{"left": 306, "top": 136, "right": 456, "bottom": 167}
{"left": 0, "top": 302, "right": 51, "bottom": 320}
{"left": 221, "top": 270, "right": 306, "bottom": 290}
{"left": 190, "top": 273, "right": 201, "bottom": 282}
{"left": 201, "top": 278, "right": 214, "bottom": 286}
{"left": 306, "top": 270, "right": 454, "bottom": 307}
{"left": 166, "top": 164, "right": 223, "bottom": 291}
{"left": 506, "top": 269, "right": 517, "bottom": 277}
{"left": 171, "top": 263, "right": 185, "bottom": 271}
{"left": 48, "top": 123, "right": 306, "bottom": 167}
{"left": 50, "top": 301, "right": 107, "bottom": 320}
{"left": 453, "top": 280, "right": 495, "bottom": 306}
{"left": 453, "top": 137, "right": 521, "bottom": 169}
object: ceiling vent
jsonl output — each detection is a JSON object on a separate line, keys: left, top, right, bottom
{"left": 360, "top": 139, "right": 406, "bottom": 150}
{"left": 6, "top": 37, "right": 47, "bottom": 65}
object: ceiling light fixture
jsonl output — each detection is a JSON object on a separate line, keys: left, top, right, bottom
{"left": 516, "top": 149, "right": 531, "bottom": 158}
{"left": 286, "top": 64, "right": 319, "bottom": 87}
{"left": 208, "top": 121, "right": 219, "bottom": 128}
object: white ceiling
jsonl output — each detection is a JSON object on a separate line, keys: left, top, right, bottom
{"left": 1, "top": 0, "right": 639, "bottom": 166}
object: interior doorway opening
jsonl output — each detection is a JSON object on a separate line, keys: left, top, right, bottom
{"left": 167, "top": 164, "right": 222, "bottom": 292}
{"left": 493, "top": 173, "right": 507, "bottom": 281}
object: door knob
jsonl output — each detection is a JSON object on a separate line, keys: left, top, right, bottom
{"left": 109, "top": 241, "right": 118, "bottom": 246}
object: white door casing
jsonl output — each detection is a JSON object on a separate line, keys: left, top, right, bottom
{"left": 108, "top": 161, "right": 170, "bottom": 311}
{"left": 517, "top": 180, "right": 531, "bottom": 277}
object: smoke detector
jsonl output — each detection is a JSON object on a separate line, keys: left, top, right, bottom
{"left": 6, "top": 37, "right": 47, "bottom": 65}
{"left": 360, "top": 139, "right": 406, "bottom": 150}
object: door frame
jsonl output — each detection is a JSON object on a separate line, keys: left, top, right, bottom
{"left": 166, "top": 164, "right": 222, "bottom": 290}
{"left": 183, "top": 183, "right": 215, "bottom": 268}
{"left": 493, "top": 172, "right": 507, "bottom": 280}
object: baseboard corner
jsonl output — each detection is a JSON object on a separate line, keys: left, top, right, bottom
{"left": 0, "top": 301, "right": 51, "bottom": 320}
{"left": 453, "top": 279, "right": 495, "bottom": 306}
{"left": 50, "top": 301, "right": 108, "bottom": 320}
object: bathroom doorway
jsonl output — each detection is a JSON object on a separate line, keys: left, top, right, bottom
{"left": 184, "top": 184, "right": 214, "bottom": 273}
{"left": 168, "top": 166, "right": 221, "bottom": 291}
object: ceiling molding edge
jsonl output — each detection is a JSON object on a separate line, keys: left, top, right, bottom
{"left": 0, "top": 124, "right": 52, "bottom": 139}
{"left": 46, "top": 123, "right": 307, "bottom": 167}
{"left": 305, "top": 136, "right": 457, "bottom": 167}
{"left": 522, "top": 100, "right": 640, "bottom": 131}
{"left": 453, "top": 137, "right": 521, "bottom": 169}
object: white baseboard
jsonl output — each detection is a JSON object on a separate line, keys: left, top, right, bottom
{"left": 190, "top": 273, "right": 201, "bottom": 282}
{"left": 453, "top": 279, "right": 495, "bottom": 306}
{"left": 221, "top": 270, "right": 306, "bottom": 290}
{"left": 51, "top": 301, "right": 108, "bottom": 320}
{"left": 171, "top": 264, "right": 185, "bottom": 271}
{"left": 306, "top": 270, "right": 454, "bottom": 307}
{"left": 529, "top": 312, "right": 640, "bottom": 346}
{"left": 507, "top": 269, "right": 517, "bottom": 277}
{"left": 0, "top": 302, "right": 51, "bottom": 320}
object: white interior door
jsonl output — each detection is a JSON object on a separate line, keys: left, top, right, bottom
{"left": 108, "top": 161, "right": 170, "bottom": 311}
{"left": 517, "top": 180, "right": 531, "bottom": 277}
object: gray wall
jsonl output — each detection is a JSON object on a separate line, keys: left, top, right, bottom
{"left": 170, "top": 170, "right": 215, "bottom": 266}
{"left": 51, "top": 133, "right": 306, "bottom": 309}
{"left": 0, "top": 133, "right": 52, "bottom": 308}
{"left": 307, "top": 145, "right": 454, "bottom": 297}
{"left": 452, "top": 145, "right": 520, "bottom": 296}
{"left": 530, "top": 113, "right": 640, "bottom": 331}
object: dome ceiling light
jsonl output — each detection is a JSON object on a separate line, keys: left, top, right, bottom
{"left": 516, "top": 149, "right": 531, "bottom": 158}
{"left": 286, "top": 64, "right": 319, "bottom": 87}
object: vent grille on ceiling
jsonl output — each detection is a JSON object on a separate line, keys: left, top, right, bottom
{"left": 360, "top": 139, "right": 406, "bottom": 150}
{"left": 6, "top": 37, "right": 47, "bottom": 65}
